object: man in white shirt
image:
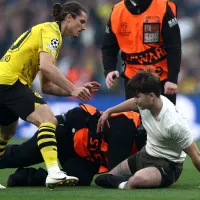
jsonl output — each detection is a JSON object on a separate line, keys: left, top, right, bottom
{"left": 95, "top": 70, "right": 200, "bottom": 189}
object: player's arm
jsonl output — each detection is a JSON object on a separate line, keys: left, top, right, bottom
{"left": 39, "top": 51, "right": 75, "bottom": 94}
{"left": 39, "top": 58, "right": 100, "bottom": 95}
{"left": 183, "top": 142, "right": 200, "bottom": 172}
{"left": 38, "top": 27, "right": 91, "bottom": 101}
{"left": 39, "top": 52, "right": 91, "bottom": 101}
{"left": 39, "top": 53, "right": 74, "bottom": 97}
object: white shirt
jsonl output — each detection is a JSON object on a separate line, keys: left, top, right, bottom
{"left": 139, "top": 95, "right": 193, "bottom": 163}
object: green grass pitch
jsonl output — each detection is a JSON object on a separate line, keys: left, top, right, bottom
{"left": 0, "top": 140, "right": 200, "bottom": 200}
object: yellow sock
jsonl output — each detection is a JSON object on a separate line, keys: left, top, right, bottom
{"left": 37, "top": 122, "right": 58, "bottom": 170}
{"left": 0, "top": 137, "right": 9, "bottom": 158}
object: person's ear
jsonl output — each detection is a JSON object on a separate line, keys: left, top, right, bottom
{"left": 65, "top": 14, "right": 72, "bottom": 22}
{"left": 149, "top": 93, "right": 155, "bottom": 100}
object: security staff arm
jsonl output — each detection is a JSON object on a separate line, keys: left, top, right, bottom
{"left": 101, "top": 17, "right": 120, "bottom": 77}
{"left": 162, "top": 4, "right": 181, "bottom": 84}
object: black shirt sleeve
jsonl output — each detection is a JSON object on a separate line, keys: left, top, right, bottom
{"left": 162, "top": 4, "right": 181, "bottom": 84}
{"left": 55, "top": 115, "right": 65, "bottom": 125}
{"left": 101, "top": 14, "right": 120, "bottom": 77}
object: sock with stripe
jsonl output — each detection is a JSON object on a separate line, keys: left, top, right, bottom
{"left": 0, "top": 137, "right": 9, "bottom": 158}
{"left": 37, "top": 122, "right": 60, "bottom": 174}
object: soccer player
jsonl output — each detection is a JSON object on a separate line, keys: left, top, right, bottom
{"left": 95, "top": 70, "right": 200, "bottom": 189}
{"left": 0, "top": 1, "right": 101, "bottom": 189}
{"left": 0, "top": 104, "right": 146, "bottom": 187}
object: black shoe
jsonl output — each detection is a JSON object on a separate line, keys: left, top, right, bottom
{"left": 95, "top": 174, "right": 128, "bottom": 188}
{"left": 7, "top": 167, "right": 47, "bottom": 187}
{"left": 7, "top": 167, "right": 30, "bottom": 187}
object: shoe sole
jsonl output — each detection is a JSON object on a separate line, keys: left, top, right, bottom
{"left": 60, "top": 178, "right": 79, "bottom": 187}
{"left": 46, "top": 178, "right": 79, "bottom": 190}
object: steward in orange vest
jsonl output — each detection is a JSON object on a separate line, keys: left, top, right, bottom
{"left": 102, "top": 0, "right": 181, "bottom": 104}
{"left": 0, "top": 104, "right": 146, "bottom": 187}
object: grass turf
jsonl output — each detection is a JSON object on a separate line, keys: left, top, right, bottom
{"left": 0, "top": 140, "right": 200, "bottom": 200}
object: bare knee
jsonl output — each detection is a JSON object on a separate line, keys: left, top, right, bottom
{"left": 39, "top": 115, "right": 57, "bottom": 127}
{"left": 26, "top": 104, "right": 58, "bottom": 127}
{"left": 127, "top": 173, "right": 148, "bottom": 188}
{"left": 126, "top": 168, "right": 162, "bottom": 189}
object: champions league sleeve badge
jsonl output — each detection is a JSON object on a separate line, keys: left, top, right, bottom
{"left": 51, "top": 38, "right": 59, "bottom": 49}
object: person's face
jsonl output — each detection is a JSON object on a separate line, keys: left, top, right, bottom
{"left": 133, "top": 92, "right": 154, "bottom": 110}
{"left": 64, "top": 11, "right": 87, "bottom": 37}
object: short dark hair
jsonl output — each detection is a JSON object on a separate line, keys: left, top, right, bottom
{"left": 52, "top": 1, "right": 87, "bottom": 21}
{"left": 127, "top": 70, "right": 161, "bottom": 97}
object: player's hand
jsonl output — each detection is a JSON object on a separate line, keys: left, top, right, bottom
{"left": 83, "top": 81, "right": 101, "bottom": 92}
{"left": 71, "top": 86, "right": 91, "bottom": 102}
{"left": 96, "top": 111, "right": 111, "bottom": 133}
{"left": 164, "top": 81, "right": 177, "bottom": 95}
{"left": 106, "top": 71, "right": 119, "bottom": 89}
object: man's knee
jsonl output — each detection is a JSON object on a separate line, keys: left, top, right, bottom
{"left": 26, "top": 104, "right": 57, "bottom": 127}
{"left": 128, "top": 172, "right": 148, "bottom": 188}
{"left": 127, "top": 168, "right": 162, "bottom": 189}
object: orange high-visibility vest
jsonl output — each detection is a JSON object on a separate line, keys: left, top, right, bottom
{"left": 73, "top": 104, "right": 141, "bottom": 173}
{"left": 80, "top": 104, "right": 141, "bottom": 127}
{"left": 111, "top": 0, "right": 176, "bottom": 81}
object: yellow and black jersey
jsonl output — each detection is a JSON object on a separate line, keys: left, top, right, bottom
{"left": 0, "top": 22, "right": 62, "bottom": 86}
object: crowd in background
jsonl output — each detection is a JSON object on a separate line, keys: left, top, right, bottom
{"left": 0, "top": 0, "right": 200, "bottom": 95}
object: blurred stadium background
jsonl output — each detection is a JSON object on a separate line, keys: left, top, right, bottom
{"left": 0, "top": 0, "right": 200, "bottom": 139}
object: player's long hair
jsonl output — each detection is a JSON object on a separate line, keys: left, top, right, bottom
{"left": 52, "top": 1, "right": 87, "bottom": 21}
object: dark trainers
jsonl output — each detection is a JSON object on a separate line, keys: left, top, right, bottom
{"left": 95, "top": 174, "right": 128, "bottom": 188}
{"left": 7, "top": 167, "right": 37, "bottom": 187}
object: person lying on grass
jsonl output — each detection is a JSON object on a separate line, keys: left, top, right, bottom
{"left": 0, "top": 104, "right": 146, "bottom": 187}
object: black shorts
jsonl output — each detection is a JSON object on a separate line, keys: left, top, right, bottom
{"left": 0, "top": 80, "right": 46, "bottom": 126}
{"left": 127, "top": 147, "right": 183, "bottom": 187}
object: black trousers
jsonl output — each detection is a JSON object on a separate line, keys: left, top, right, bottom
{"left": 0, "top": 125, "right": 100, "bottom": 186}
